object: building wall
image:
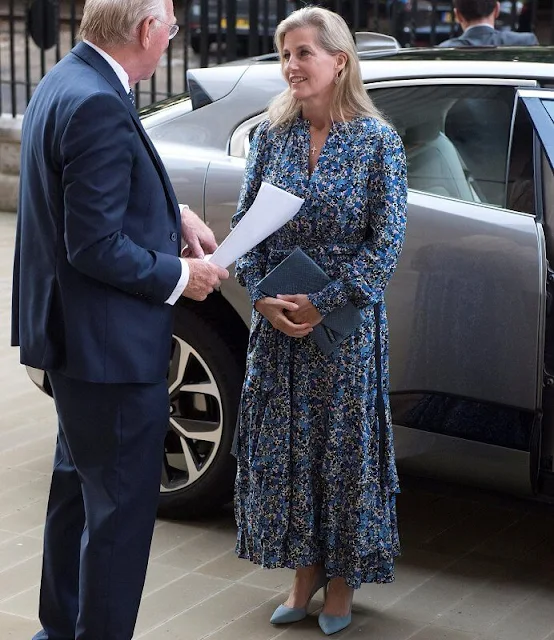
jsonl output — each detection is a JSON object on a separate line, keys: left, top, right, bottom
{"left": 0, "top": 117, "right": 22, "bottom": 213}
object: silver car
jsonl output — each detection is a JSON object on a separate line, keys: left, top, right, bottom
{"left": 53, "top": 40, "right": 554, "bottom": 516}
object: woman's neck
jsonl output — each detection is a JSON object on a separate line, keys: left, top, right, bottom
{"left": 302, "top": 110, "right": 332, "bottom": 131}
{"left": 301, "top": 97, "right": 334, "bottom": 130}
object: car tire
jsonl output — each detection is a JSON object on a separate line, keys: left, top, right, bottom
{"left": 157, "top": 302, "right": 245, "bottom": 518}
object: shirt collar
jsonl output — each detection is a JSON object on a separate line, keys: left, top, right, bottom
{"left": 83, "top": 40, "right": 131, "bottom": 94}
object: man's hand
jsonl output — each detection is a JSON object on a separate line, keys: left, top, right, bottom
{"left": 180, "top": 205, "right": 217, "bottom": 259}
{"left": 182, "top": 260, "right": 229, "bottom": 301}
{"left": 254, "top": 297, "right": 313, "bottom": 338}
{"left": 277, "top": 294, "right": 322, "bottom": 326}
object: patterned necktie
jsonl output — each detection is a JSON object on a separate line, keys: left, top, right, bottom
{"left": 127, "top": 89, "right": 136, "bottom": 108}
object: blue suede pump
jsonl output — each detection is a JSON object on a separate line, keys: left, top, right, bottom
{"left": 270, "top": 573, "right": 328, "bottom": 624}
{"left": 318, "top": 611, "right": 352, "bottom": 635}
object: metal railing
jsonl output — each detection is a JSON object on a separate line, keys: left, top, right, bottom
{"left": 0, "top": 0, "right": 544, "bottom": 117}
{"left": 0, "top": 0, "right": 194, "bottom": 115}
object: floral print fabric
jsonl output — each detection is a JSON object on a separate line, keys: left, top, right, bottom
{"left": 232, "top": 115, "right": 407, "bottom": 588}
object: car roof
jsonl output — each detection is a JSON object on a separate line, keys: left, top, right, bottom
{"left": 250, "top": 45, "right": 554, "bottom": 65}
{"left": 381, "top": 46, "right": 554, "bottom": 64}
{"left": 239, "top": 55, "right": 554, "bottom": 87}
{"left": 140, "top": 45, "right": 554, "bottom": 120}
{"left": 221, "top": 45, "right": 554, "bottom": 94}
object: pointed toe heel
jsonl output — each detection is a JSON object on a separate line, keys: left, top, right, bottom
{"left": 318, "top": 612, "right": 352, "bottom": 635}
{"left": 270, "top": 572, "right": 329, "bottom": 625}
{"left": 270, "top": 603, "right": 308, "bottom": 624}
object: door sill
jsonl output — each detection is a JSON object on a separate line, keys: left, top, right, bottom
{"left": 394, "top": 424, "right": 532, "bottom": 497}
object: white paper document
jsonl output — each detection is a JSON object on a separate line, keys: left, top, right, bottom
{"left": 207, "top": 182, "right": 305, "bottom": 269}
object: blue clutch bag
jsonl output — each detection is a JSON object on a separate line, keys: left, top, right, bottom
{"left": 257, "top": 247, "right": 363, "bottom": 355}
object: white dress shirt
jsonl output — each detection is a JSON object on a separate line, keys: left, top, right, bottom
{"left": 83, "top": 40, "right": 190, "bottom": 304}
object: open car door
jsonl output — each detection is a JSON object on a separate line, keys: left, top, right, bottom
{"left": 518, "top": 87, "right": 554, "bottom": 499}
{"left": 383, "top": 82, "right": 548, "bottom": 497}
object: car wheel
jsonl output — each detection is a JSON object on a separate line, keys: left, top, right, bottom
{"left": 158, "top": 304, "right": 245, "bottom": 517}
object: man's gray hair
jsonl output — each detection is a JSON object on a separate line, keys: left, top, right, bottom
{"left": 80, "top": 0, "right": 167, "bottom": 47}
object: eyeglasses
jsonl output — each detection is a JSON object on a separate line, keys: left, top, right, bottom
{"left": 154, "top": 17, "right": 179, "bottom": 40}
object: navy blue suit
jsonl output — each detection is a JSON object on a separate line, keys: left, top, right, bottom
{"left": 12, "top": 42, "right": 183, "bottom": 639}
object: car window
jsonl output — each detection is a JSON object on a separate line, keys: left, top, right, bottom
{"left": 506, "top": 102, "right": 535, "bottom": 216}
{"left": 368, "top": 84, "right": 516, "bottom": 208}
{"left": 229, "top": 112, "right": 267, "bottom": 158}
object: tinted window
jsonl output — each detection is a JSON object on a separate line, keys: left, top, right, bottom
{"left": 506, "top": 102, "right": 535, "bottom": 215}
{"left": 369, "top": 84, "right": 515, "bottom": 207}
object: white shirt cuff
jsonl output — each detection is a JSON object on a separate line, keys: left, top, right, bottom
{"left": 165, "top": 258, "right": 190, "bottom": 305}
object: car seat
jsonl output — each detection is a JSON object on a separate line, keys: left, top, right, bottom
{"left": 404, "top": 120, "right": 479, "bottom": 202}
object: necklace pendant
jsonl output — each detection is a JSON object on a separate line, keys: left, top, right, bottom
{"left": 311, "top": 145, "right": 317, "bottom": 155}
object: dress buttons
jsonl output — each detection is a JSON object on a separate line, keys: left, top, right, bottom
{"left": 170, "top": 232, "right": 177, "bottom": 242}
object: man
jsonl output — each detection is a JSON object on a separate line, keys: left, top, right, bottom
{"left": 11, "top": 0, "right": 229, "bottom": 638}
{"left": 439, "top": 0, "right": 539, "bottom": 47}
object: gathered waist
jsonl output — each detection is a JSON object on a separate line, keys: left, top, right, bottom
{"left": 266, "top": 244, "right": 360, "bottom": 274}
{"left": 268, "top": 243, "right": 360, "bottom": 259}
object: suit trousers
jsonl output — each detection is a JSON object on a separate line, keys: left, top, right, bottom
{"left": 33, "top": 372, "right": 170, "bottom": 640}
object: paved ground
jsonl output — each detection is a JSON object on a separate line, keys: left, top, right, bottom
{"left": 2, "top": 211, "right": 554, "bottom": 639}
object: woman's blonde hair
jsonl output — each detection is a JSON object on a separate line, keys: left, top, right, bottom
{"left": 80, "top": 0, "right": 166, "bottom": 47}
{"left": 268, "top": 6, "right": 386, "bottom": 128}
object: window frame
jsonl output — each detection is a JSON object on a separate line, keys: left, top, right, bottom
{"left": 228, "top": 78, "right": 541, "bottom": 215}
{"left": 365, "top": 77, "right": 538, "bottom": 210}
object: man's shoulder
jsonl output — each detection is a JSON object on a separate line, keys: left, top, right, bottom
{"left": 439, "top": 27, "right": 538, "bottom": 47}
{"left": 34, "top": 51, "right": 120, "bottom": 110}
{"left": 438, "top": 36, "right": 465, "bottom": 47}
{"left": 498, "top": 29, "right": 539, "bottom": 45}
{"left": 37, "top": 52, "right": 86, "bottom": 86}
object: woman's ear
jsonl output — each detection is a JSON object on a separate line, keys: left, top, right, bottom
{"left": 336, "top": 52, "right": 347, "bottom": 74}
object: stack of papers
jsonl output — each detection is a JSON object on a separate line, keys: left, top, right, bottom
{"left": 207, "top": 182, "right": 305, "bottom": 268}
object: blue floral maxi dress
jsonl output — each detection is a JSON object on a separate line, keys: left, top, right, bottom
{"left": 232, "top": 116, "right": 407, "bottom": 588}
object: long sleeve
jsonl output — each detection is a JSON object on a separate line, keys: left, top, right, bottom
{"left": 231, "top": 119, "right": 272, "bottom": 304}
{"left": 61, "top": 92, "right": 182, "bottom": 305}
{"left": 308, "top": 125, "right": 407, "bottom": 316}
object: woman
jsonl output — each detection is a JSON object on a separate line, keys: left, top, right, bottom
{"left": 232, "top": 6, "right": 407, "bottom": 636}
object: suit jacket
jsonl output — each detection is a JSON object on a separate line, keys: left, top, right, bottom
{"left": 439, "top": 25, "right": 539, "bottom": 47}
{"left": 12, "top": 42, "right": 183, "bottom": 383}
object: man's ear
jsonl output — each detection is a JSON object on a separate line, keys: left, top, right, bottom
{"left": 138, "top": 16, "right": 155, "bottom": 49}
{"left": 493, "top": 1, "right": 501, "bottom": 18}
{"left": 453, "top": 8, "right": 464, "bottom": 26}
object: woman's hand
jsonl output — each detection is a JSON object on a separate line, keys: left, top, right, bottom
{"left": 277, "top": 294, "right": 322, "bottom": 327}
{"left": 254, "top": 297, "right": 314, "bottom": 338}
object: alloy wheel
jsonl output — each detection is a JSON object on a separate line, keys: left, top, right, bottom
{"left": 161, "top": 335, "right": 224, "bottom": 493}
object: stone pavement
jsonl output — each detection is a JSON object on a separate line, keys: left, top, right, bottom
{"left": 1, "top": 210, "right": 554, "bottom": 639}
